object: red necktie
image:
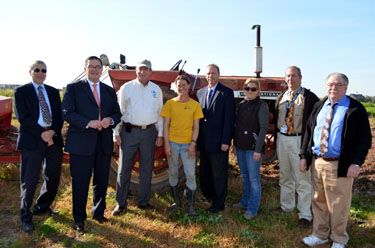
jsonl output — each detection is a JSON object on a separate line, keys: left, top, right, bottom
{"left": 93, "top": 83, "right": 101, "bottom": 120}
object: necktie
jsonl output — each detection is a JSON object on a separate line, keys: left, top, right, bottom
{"left": 207, "top": 88, "right": 214, "bottom": 106}
{"left": 38, "top": 86, "right": 52, "bottom": 125}
{"left": 320, "top": 103, "right": 337, "bottom": 155}
{"left": 285, "top": 91, "right": 295, "bottom": 134}
{"left": 93, "top": 83, "right": 101, "bottom": 120}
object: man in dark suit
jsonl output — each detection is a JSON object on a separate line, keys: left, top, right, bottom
{"left": 14, "top": 60, "right": 63, "bottom": 233}
{"left": 62, "top": 56, "right": 121, "bottom": 232}
{"left": 197, "top": 64, "right": 235, "bottom": 213}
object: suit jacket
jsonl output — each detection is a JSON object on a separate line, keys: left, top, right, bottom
{"left": 14, "top": 83, "right": 64, "bottom": 150}
{"left": 197, "top": 83, "right": 235, "bottom": 153}
{"left": 62, "top": 79, "right": 121, "bottom": 156}
{"left": 300, "top": 96, "right": 372, "bottom": 177}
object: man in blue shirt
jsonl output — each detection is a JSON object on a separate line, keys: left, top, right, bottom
{"left": 299, "top": 73, "right": 372, "bottom": 248}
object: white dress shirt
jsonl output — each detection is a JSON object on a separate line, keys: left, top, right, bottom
{"left": 115, "top": 79, "right": 163, "bottom": 136}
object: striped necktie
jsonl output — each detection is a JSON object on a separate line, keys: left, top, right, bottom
{"left": 319, "top": 103, "right": 337, "bottom": 155}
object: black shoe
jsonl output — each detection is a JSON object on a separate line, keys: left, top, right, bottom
{"left": 33, "top": 207, "right": 59, "bottom": 216}
{"left": 74, "top": 221, "right": 85, "bottom": 232}
{"left": 138, "top": 203, "right": 155, "bottom": 210}
{"left": 93, "top": 216, "right": 109, "bottom": 224}
{"left": 206, "top": 206, "right": 222, "bottom": 214}
{"left": 298, "top": 218, "right": 311, "bottom": 229}
{"left": 112, "top": 205, "right": 127, "bottom": 216}
{"left": 21, "top": 220, "right": 34, "bottom": 233}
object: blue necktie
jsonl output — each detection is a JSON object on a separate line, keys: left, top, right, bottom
{"left": 207, "top": 88, "right": 213, "bottom": 106}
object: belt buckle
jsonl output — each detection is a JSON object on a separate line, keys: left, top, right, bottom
{"left": 141, "top": 125, "right": 147, "bottom": 129}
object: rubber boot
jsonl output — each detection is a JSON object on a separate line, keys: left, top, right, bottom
{"left": 169, "top": 185, "right": 180, "bottom": 213}
{"left": 186, "top": 188, "right": 198, "bottom": 217}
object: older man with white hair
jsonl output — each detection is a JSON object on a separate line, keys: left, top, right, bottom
{"left": 300, "top": 73, "right": 372, "bottom": 248}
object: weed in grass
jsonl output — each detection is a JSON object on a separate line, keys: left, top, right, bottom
{"left": 193, "top": 230, "right": 218, "bottom": 247}
{"left": 237, "top": 229, "right": 261, "bottom": 246}
{"left": 173, "top": 208, "right": 224, "bottom": 225}
{"left": 0, "top": 237, "right": 17, "bottom": 247}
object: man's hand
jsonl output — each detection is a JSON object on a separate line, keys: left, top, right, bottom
{"left": 253, "top": 152, "right": 261, "bottom": 162}
{"left": 41, "top": 130, "right": 55, "bottom": 146}
{"left": 299, "top": 158, "right": 307, "bottom": 173}
{"left": 101, "top": 117, "right": 112, "bottom": 129}
{"left": 115, "top": 135, "right": 121, "bottom": 146}
{"left": 186, "top": 143, "right": 196, "bottom": 159}
{"left": 88, "top": 120, "right": 102, "bottom": 130}
{"left": 155, "top": 136, "right": 164, "bottom": 147}
{"left": 347, "top": 164, "right": 360, "bottom": 178}
{"left": 221, "top": 144, "right": 229, "bottom": 152}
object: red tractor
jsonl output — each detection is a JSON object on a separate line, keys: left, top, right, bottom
{"left": 0, "top": 25, "right": 287, "bottom": 193}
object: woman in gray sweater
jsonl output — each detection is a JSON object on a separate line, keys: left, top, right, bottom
{"left": 233, "top": 78, "right": 269, "bottom": 220}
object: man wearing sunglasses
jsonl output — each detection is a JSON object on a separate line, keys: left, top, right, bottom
{"left": 14, "top": 60, "right": 64, "bottom": 232}
{"left": 273, "top": 66, "right": 319, "bottom": 228}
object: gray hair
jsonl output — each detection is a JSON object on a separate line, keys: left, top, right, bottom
{"left": 30, "top": 60, "right": 46, "bottom": 70}
{"left": 207, "top": 64, "right": 220, "bottom": 74}
{"left": 286, "top": 66, "right": 302, "bottom": 77}
{"left": 326, "top": 73, "right": 349, "bottom": 85}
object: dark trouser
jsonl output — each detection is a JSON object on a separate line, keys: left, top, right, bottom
{"left": 199, "top": 148, "right": 228, "bottom": 210}
{"left": 70, "top": 136, "right": 111, "bottom": 223}
{"left": 115, "top": 125, "right": 156, "bottom": 207}
{"left": 20, "top": 140, "right": 62, "bottom": 222}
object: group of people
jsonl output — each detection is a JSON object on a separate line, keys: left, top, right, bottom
{"left": 14, "top": 57, "right": 371, "bottom": 248}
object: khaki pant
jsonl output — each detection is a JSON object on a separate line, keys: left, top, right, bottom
{"left": 276, "top": 133, "right": 312, "bottom": 220}
{"left": 312, "top": 158, "right": 353, "bottom": 245}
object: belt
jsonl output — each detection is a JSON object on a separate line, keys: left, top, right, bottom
{"left": 280, "top": 132, "right": 302, "bottom": 137}
{"left": 42, "top": 126, "right": 51, "bottom": 130}
{"left": 131, "top": 124, "right": 154, "bottom": 129}
{"left": 314, "top": 154, "right": 339, "bottom": 161}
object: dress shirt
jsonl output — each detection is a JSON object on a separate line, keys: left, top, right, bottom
{"left": 115, "top": 79, "right": 163, "bottom": 136}
{"left": 206, "top": 83, "right": 218, "bottom": 105}
{"left": 277, "top": 87, "right": 305, "bottom": 133}
{"left": 312, "top": 95, "right": 350, "bottom": 157}
{"left": 32, "top": 82, "right": 52, "bottom": 127}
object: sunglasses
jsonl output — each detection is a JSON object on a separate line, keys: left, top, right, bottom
{"left": 244, "top": 86, "right": 257, "bottom": 92}
{"left": 33, "top": 68, "right": 47, "bottom": 73}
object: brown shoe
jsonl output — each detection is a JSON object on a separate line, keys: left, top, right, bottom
{"left": 298, "top": 218, "right": 311, "bottom": 229}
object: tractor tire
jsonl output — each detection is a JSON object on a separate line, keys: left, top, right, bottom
{"left": 108, "top": 85, "right": 186, "bottom": 194}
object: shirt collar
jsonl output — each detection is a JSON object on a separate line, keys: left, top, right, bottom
{"left": 31, "top": 82, "right": 45, "bottom": 90}
{"left": 208, "top": 82, "right": 219, "bottom": 92}
{"left": 87, "top": 79, "right": 100, "bottom": 87}
{"left": 325, "top": 95, "right": 349, "bottom": 107}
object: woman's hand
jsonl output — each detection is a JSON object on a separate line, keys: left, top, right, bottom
{"left": 253, "top": 152, "right": 261, "bottom": 162}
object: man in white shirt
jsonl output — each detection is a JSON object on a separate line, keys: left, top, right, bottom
{"left": 112, "top": 59, "right": 164, "bottom": 215}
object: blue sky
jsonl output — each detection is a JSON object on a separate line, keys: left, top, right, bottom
{"left": 1, "top": 0, "right": 374, "bottom": 97}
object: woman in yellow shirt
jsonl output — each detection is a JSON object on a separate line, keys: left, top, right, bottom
{"left": 161, "top": 75, "right": 203, "bottom": 216}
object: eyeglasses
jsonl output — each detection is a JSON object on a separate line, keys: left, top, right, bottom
{"left": 32, "top": 68, "right": 47, "bottom": 73}
{"left": 244, "top": 86, "right": 257, "bottom": 92}
{"left": 327, "top": 83, "right": 346, "bottom": 88}
{"left": 87, "top": 65, "right": 102, "bottom": 70}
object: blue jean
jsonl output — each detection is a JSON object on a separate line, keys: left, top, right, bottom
{"left": 167, "top": 141, "right": 197, "bottom": 190}
{"left": 236, "top": 149, "right": 262, "bottom": 216}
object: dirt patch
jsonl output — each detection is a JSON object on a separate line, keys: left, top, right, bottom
{"left": 260, "top": 127, "right": 375, "bottom": 195}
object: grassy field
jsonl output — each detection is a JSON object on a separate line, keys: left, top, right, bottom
{"left": 0, "top": 159, "right": 374, "bottom": 248}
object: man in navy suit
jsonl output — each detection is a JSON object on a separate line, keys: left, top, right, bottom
{"left": 62, "top": 56, "right": 121, "bottom": 232}
{"left": 14, "top": 60, "right": 64, "bottom": 232}
{"left": 197, "top": 64, "right": 235, "bottom": 213}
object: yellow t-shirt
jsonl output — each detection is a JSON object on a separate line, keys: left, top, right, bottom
{"left": 160, "top": 98, "right": 204, "bottom": 144}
